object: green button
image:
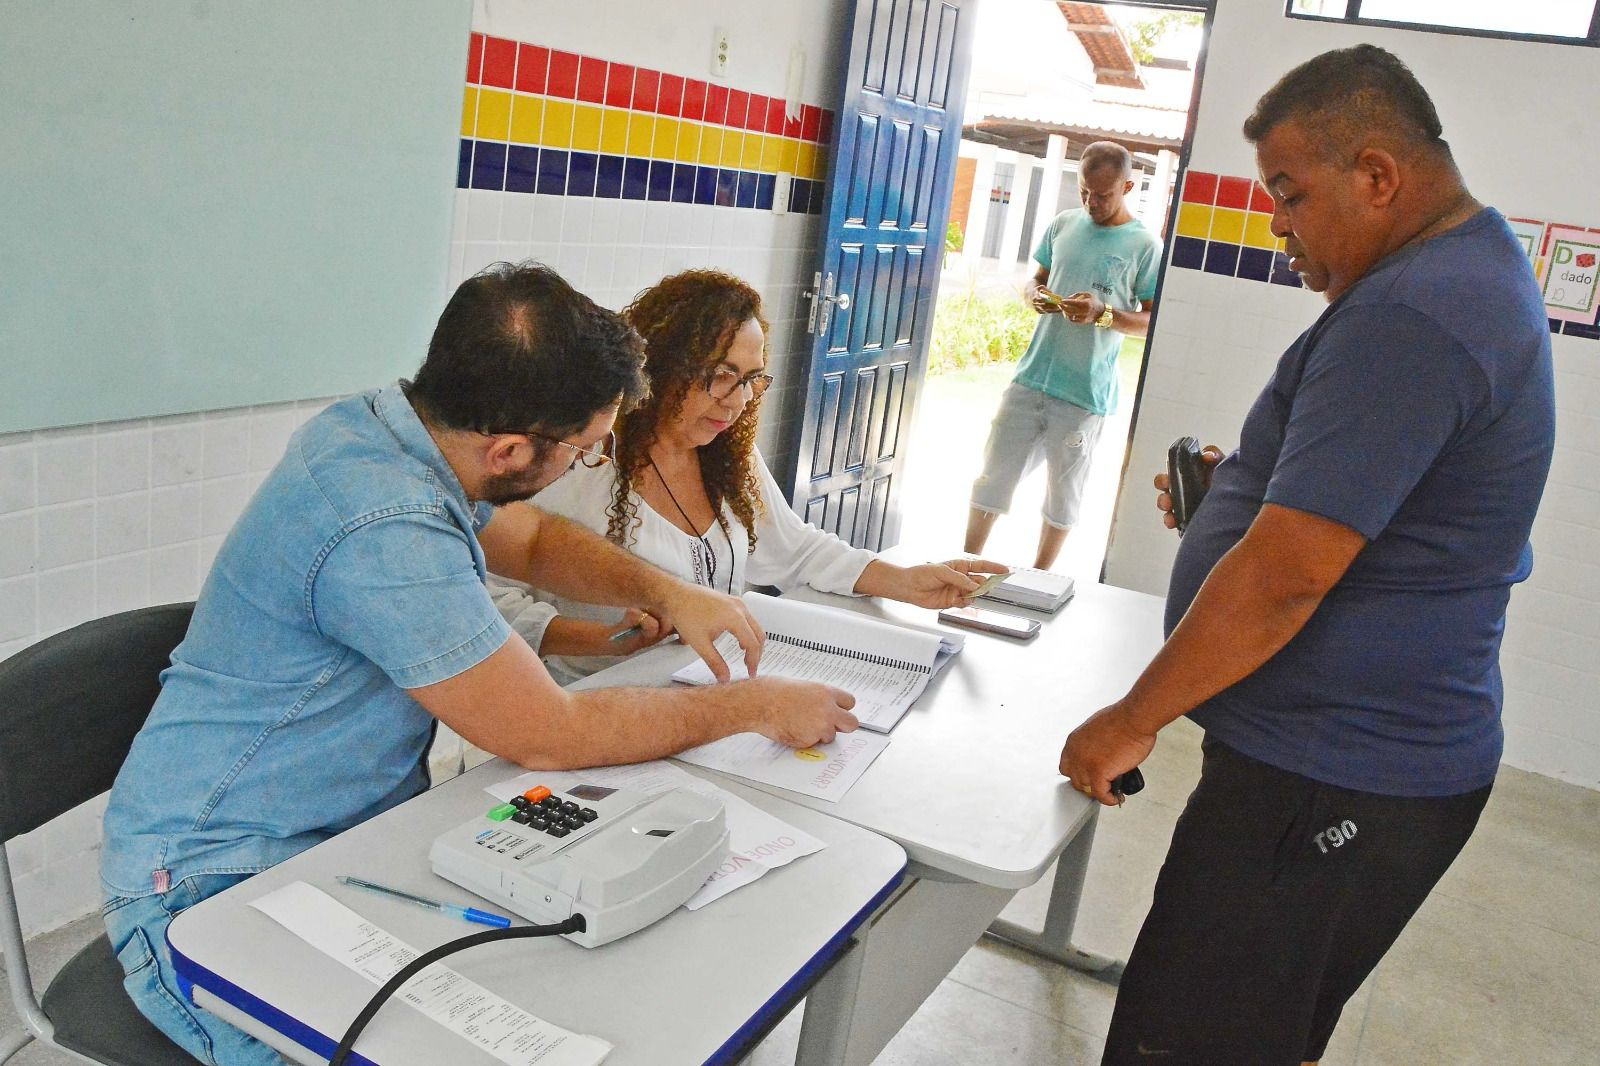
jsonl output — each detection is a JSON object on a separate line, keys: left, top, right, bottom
{"left": 486, "top": 804, "right": 517, "bottom": 821}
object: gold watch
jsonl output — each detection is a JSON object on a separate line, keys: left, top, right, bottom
{"left": 1094, "top": 306, "right": 1115, "bottom": 329}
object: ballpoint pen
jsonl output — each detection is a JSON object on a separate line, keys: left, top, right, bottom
{"left": 337, "top": 875, "right": 511, "bottom": 928}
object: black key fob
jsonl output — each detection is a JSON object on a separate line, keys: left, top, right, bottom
{"left": 1110, "top": 767, "right": 1145, "bottom": 800}
{"left": 1166, "top": 436, "right": 1209, "bottom": 535}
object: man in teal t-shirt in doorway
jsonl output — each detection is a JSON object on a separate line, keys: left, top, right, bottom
{"left": 965, "top": 141, "right": 1161, "bottom": 569}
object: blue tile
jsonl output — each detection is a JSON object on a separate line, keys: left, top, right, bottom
{"left": 693, "top": 166, "right": 718, "bottom": 206}
{"left": 789, "top": 177, "right": 811, "bottom": 214}
{"left": 808, "top": 180, "right": 827, "bottom": 215}
{"left": 1270, "top": 251, "right": 1302, "bottom": 287}
{"left": 671, "top": 163, "right": 696, "bottom": 204}
{"left": 505, "top": 145, "right": 539, "bottom": 194}
{"left": 716, "top": 168, "right": 739, "bottom": 207}
{"left": 736, "top": 171, "right": 758, "bottom": 209}
{"left": 755, "top": 173, "right": 776, "bottom": 211}
{"left": 457, "top": 139, "right": 474, "bottom": 189}
{"left": 647, "top": 159, "right": 674, "bottom": 201}
{"left": 1202, "top": 241, "right": 1240, "bottom": 277}
{"left": 567, "top": 151, "right": 598, "bottom": 197}
{"left": 1549, "top": 318, "right": 1564, "bottom": 334}
{"left": 536, "top": 149, "right": 569, "bottom": 197}
{"left": 622, "top": 157, "right": 650, "bottom": 200}
{"left": 595, "top": 155, "right": 624, "bottom": 199}
{"left": 1170, "top": 236, "right": 1205, "bottom": 270}
{"left": 470, "top": 140, "right": 507, "bottom": 191}
{"left": 1563, "top": 318, "right": 1600, "bottom": 340}
{"left": 1237, "top": 246, "right": 1273, "bottom": 283}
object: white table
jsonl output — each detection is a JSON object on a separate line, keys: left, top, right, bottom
{"left": 573, "top": 576, "right": 1166, "bottom": 1065}
{"left": 167, "top": 760, "right": 906, "bottom": 1066}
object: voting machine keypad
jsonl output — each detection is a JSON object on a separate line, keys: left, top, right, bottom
{"left": 476, "top": 785, "right": 616, "bottom": 860}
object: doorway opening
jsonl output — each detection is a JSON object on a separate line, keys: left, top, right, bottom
{"left": 894, "top": 0, "right": 1205, "bottom": 580}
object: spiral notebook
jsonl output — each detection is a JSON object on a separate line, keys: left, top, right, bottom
{"left": 671, "top": 592, "right": 962, "bottom": 732}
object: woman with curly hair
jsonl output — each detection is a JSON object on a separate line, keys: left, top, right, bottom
{"left": 490, "top": 269, "right": 1003, "bottom": 682}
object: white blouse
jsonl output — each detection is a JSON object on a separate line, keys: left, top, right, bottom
{"left": 490, "top": 449, "right": 878, "bottom": 682}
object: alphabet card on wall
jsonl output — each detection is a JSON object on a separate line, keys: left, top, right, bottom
{"left": 1541, "top": 224, "right": 1600, "bottom": 325}
{"left": 1508, "top": 217, "right": 1548, "bottom": 281}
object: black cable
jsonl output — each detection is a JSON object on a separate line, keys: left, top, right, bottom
{"left": 328, "top": 914, "right": 586, "bottom": 1066}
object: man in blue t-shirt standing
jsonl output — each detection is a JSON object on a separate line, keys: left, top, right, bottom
{"left": 965, "top": 140, "right": 1161, "bottom": 570}
{"left": 1060, "top": 47, "right": 1555, "bottom": 1065}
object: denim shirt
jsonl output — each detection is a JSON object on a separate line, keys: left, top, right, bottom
{"left": 101, "top": 385, "right": 512, "bottom": 898}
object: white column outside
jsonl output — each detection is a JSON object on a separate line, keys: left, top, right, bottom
{"left": 964, "top": 142, "right": 998, "bottom": 265}
{"left": 1029, "top": 133, "right": 1069, "bottom": 253}
{"left": 997, "top": 148, "right": 1032, "bottom": 266}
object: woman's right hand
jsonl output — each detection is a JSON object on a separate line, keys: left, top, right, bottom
{"left": 603, "top": 608, "right": 675, "bottom": 655}
{"left": 1153, "top": 446, "right": 1224, "bottom": 530}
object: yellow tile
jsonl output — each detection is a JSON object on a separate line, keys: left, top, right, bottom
{"left": 698, "top": 126, "right": 724, "bottom": 166}
{"left": 720, "top": 130, "right": 745, "bottom": 169}
{"left": 1243, "top": 212, "right": 1277, "bottom": 250}
{"left": 1209, "top": 207, "right": 1246, "bottom": 244}
{"left": 541, "top": 99, "right": 574, "bottom": 149}
{"left": 741, "top": 131, "right": 765, "bottom": 170}
{"left": 474, "top": 88, "right": 512, "bottom": 141}
{"left": 571, "top": 104, "right": 602, "bottom": 153}
{"left": 1176, "top": 203, "right": 1212, "bottom": 240}
{"left": 599, "top": 109, "right": 629, "bottom": 156}
{"left": 627, "top": 113, "right": 655, "bottom": 157}
{"left": 677, "top": 121, "right": 702, "bottom": 164}
{"left": 652, "top": 116, "right": 680, "bottom": 159}
{"left": 460, "top": 86, "right": 479, "bottom": 138}
{"left": 509, "top": 95, "right": 543, "bottom": 145}
{"left": 759, "top": 134, "right": 782, "bottom": 172}
{"left": 796, "top": 141, "right": 818, "bottom": 180}
{"left": 778, "top": 137, "right": 800, "bottom": 173}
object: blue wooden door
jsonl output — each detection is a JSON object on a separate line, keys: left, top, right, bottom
{"left": 786, "top": 0, "right": 978, "bottom": 549}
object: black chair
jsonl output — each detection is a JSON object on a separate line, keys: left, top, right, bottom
{"left": 0, "top": 603, "right": 199, "bottom": 1065}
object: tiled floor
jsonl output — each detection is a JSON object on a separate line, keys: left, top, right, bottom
{"left": 9, "top": 720, "right": 1595, "bottom": 1064}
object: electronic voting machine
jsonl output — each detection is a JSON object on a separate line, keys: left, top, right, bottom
{"left": 430, "top": 774, "right": 728, "bottom": 948}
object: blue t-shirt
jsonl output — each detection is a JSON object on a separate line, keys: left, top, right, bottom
{"left": 1013, "top": 209, "right": 1161, "bottom": 416}
{"left": 1166, "top": 208, "right": 1555, "bottom": 797}
{"left": 102, "top": 385, "right": 513, "bottom": 898}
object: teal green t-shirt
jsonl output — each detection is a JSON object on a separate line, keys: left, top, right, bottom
{"left": 1013, "top": 210, "right": 1161, "bottom": 415}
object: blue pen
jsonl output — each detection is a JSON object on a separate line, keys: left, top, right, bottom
{"left": 337, "top": 875, "right": 510, "bottom": 928}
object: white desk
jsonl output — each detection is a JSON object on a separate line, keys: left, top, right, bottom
{"left": 573, "top": 577, "right": 1166, "bottom": 1064}
{"left": 166, "top": 761, "right": 906, "bottom": 1066}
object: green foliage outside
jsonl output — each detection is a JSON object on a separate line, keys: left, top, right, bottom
{"left": 926, "top": 290, "right": 1037, "bottom": 374}
{"left": 1125, "top": 11, "right": 1202, "bottom": 64}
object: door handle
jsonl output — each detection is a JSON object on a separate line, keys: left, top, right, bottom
{"left": 803, "top": 273, "right": 851, "bottom": 335}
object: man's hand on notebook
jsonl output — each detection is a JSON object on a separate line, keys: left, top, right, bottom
{"left": 748, "top": 678, "right": 860, "bottom": 748}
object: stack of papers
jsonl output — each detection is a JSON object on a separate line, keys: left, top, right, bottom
{"left": 980, "top": 568, "right": 1076, "bottom": 612}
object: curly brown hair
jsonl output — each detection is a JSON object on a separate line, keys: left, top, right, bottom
{"left": 607, "top": 270, "right": 769, "bottom": 550}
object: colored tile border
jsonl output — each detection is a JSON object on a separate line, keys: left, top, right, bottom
{"left": 1172, "top": 169, "right": 1600, "bottom": 340}
{"left": 459, "top": 33, "right": 832, "bottom": 214}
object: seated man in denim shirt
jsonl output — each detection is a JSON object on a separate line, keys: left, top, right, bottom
{"left": 100, "top": 262, "right": 861, "bottom": 1065}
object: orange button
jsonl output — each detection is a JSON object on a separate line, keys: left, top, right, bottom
{"left": 522, "top": 785, "right": 551, "bottom": 803}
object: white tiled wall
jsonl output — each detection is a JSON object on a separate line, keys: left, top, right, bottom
{"left": 0, "top": 398, "right": 337, "bottom": 935}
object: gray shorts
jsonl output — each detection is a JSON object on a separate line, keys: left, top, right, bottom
{"left": 970, "top": 382, "right": 1105, "bottom": 529}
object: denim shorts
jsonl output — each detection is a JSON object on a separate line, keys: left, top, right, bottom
{"left": 103, "top": 873, "right": 286, "bottom": 1066}
{"left": 970, "top": 383, "right": 1105, "bottom": 529}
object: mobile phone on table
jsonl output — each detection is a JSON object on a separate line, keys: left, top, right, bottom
{"left": 1166, "top": 436, "right": 1209, "bottom": 535}
{"left": 938, "top": 605, "right": 1041, "bottom": 640}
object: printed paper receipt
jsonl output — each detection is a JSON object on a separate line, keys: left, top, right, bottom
{"left": 676, "top": 730, "right": 890, "bottom": 802}
{"left": 250, "top": 882, "right": 611, "bottom": 1066}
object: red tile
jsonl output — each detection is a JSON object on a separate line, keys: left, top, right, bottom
{"left": 547, "top": 49, "right": 580, "bottom": 99}
{"left": 726, "top": 88, "right": 750, "bottom": 129}
{"left": 481, "top": 36, "right": 516, "bottom": 90}
{"left": 746, "top": 93, "right": 769, "bottom": 132}
{"left": 705, "top": 83, "right": 730, "bottom": 126}
{"left": 1250, "top": 181, "right": 1275, "bottom": 214}
{"left": 576, "top": 56, "right": 607, "bottom": 104}
{"left": 1215, "top": 175, "right": 1251, "bottom": 210}
{"left": 514, "top": 43, "right": 548, "bottom": 95}
{"left": 800, "top": 104, "right": 821, "bottom": 142}
{"left": 766, "top": 97, "right": 787, "bottom": 135}
{"left": 818, "top": 109, "right": 834, "bottom": 144}
{"left": 605, "top": 63, "right": 635, "bottom": 110}
{"left": 658, "top": 73, "right": 684, "bottom": 117}
{"left": 783, "top": 108, "right": 802, "bottom": 139}
{"left": 466, "top": 33, "right": 485, "bottom": 83}
{"left": 632, "top": 68, "right": 660, "bottom": 112}
{"left": 1181, "top": 170, "right": 1218, "bottom": 204}
{"left": 681, "top": 78, "right": 708, "bottom": 122}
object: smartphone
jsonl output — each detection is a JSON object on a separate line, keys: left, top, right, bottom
{"left": 1166, "top": 436, "right": 1210, "bottom": 535}
{"left": 938, "top": 606, "right": 1041, "bottom": 640}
